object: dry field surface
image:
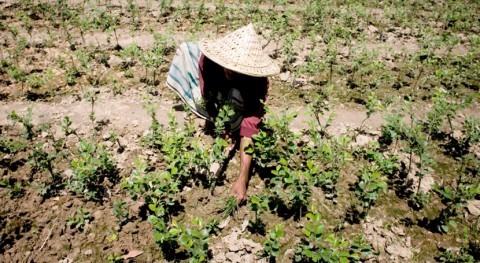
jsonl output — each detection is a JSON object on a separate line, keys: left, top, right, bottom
{"left": 0, "top": 0, "right": 480, "bottom": 262}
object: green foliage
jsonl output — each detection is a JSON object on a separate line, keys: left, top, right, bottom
{"left": 303, "top": 136, "right": 352, "bottom": 196}
{"left": 0, "top": 178, "right": 25, "bottom": 199}
{"left": 7, "top": 107, "right": 35, "bottom": 140}
{"left": 426, "top": 88, "right": 471, "bottom": 135}
{"left": 123, "top": 158, "right": 179, "bottom": 220}
{"left": 305, "top": 87, "right": 335, "bottom": 139}
{"left": 247, "top": 107, "right": 299, "bottom": 168}
{"left": 433, "top": 181, "right": 480, "bottom": 233}
{"left": 354, "top": 164, "right": 388, "bottom": 216}
{"left": 271, "top": 158, "right": 312, "bottom": 215}
{"left": 149, "top": 215, "right": 212, "bottom": 262}
{"left": 119, "top": 44, "right": 142, "bottom": 60}
{"left": 61, "top": 116, "right": 77, "bottom": 137}
{"left": 0, "top": 135, "right": 27, "bottom": 154}
{"left": 295, "top": 208, "right": 372, "bottom": 262}
{"left": 359, "top": 92, "right": 384, "bottom": 132}
{"left": 7, "top": 64, "right": 27, "bottom": 85}
{"left": 28, "top": 142, "right": 64, "bottom": 197}
{"left": 214, "top": 103, "right": 235, "bottom": 136}
{"left": 26, "top": 69, "right": 54, "bottom": 89}
{"left": 176, "top": 217, "right": 211, "bottom": 262}
{"left": 107, "top": 253, "right": 123, "bottom": 263}
{"left": 113, "top": 199, "right": 128, "bottom": 227}
{"left": 221, "top": 196, "right": 237, "bottom": 218}
{"left": 437, "top": 229, "right": 478, "bottom": 262}
{"left": 143, "top": 103, "right": 229, "bottom": 190}
{"left": 263, "top": 224, "right": 284, "bottom": 259}
{"left": 68, "top": 140, "right": 116, "bottom": 200}
{"left": 67, "top": 207, "right": 92, "bottom": 232}
{"left": 248, "top": 193, "right": 270, "bottom": 221}
{"left": 461, "top": 117, "right": 480, "bottom": 149}
{"left": 363, "top": 142, "right": 399, "bottom": 176}
{"left": 438, "top": 247, "right": 475, "bottom": 263}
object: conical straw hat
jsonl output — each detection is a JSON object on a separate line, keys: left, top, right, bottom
{"left": 198, "top": 24, "right": 280, "bottom": 77}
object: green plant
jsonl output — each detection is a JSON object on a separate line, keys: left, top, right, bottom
{"left": 271, "top": 158, "right": 312, "bottom": 217}
{"left": 61, "top": 116, "right": 77, "bottom": 137}
{"left": 438, "top": 247, "right": 475, "bottom": 263}
{"left": 303, "top": 135, "right": 353, "bottom": 198}
{"left": 295, "top": 208, "right": 372, "bottom": 262}
{"left": 433, "top": 183, "right": 479, "bottom": 233}
{"left": 113, "top": 199, "right": 128, "bottom": 228}
{"left": 263, "top": 223, "right": 284, "bottom": 260}
{"left": 7, "top": 107, "right": 35, "bottom": 140}
{"left": 461, "top": 117, "right": 480, "bottom": 151}
{"left": 437, "top": 228, "right": 478, "bottom": 262}
{"left": 358, "top": 92, "right": 384, "bottom": 134}
{"left": 123, "top": 158, "right": 180, "bottom": 222}
{"left": 353, "top": 164, "right": 388, "bottom": 218}
{"left": 67, "top": 207, "right": 92, "bottom": 232}
{"left": 305, "top": 87, "right": 335, "bottom": 139}
{"left": 248, "top": 193, "right": 270, "bottom": 233}
{"left": 107, "top": 253, "right": 123, "bottom": 263}
{"left": 7, "top": 64, "right": 27, "bottom": 89}
{"left": 0, "top": 136, "right": 27, "bottom": 154}
{"left": 176, "top": 217, "right": 211, "bottom": 262}
{"left": 213, "top": 103, "right": 235, "bottom": 137}
{"left": 247, "top": 107, "right": 300, "bottom": 168}
{"left": 221, "top": 196, "right": 237, "bottom": 218}
{"left": 68, "top": 140, "right": 116, "bottom": 200}
{"left": 83, "top": 88, "right": 98, "bottom": 134}
{"left": 90, "top": 7, "right": 120, "bottom": 46}
{"left": 28, "top": 142, "right": 64, "bottom": 197}
{"left": 159, "top": 0, "right": 173, "bottom": 17}
{"left": 0, "top": 179, "right": 25, "bottom": 199}
{"left": 66, "top": 64, "right": 79, "bottom": 86}
{"left": 426, "top": 88, "right": 471, "bottom": 135}
{"left": 26, "top": 69, "right": 54, "bottom": 89}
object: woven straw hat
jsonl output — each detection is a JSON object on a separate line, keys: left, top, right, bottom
{"left": 198, "top": 24, "right": 280, "bottom": 77}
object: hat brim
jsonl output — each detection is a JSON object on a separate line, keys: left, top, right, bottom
{"left": 198, "top": 39, "right": 280, "bottom": 77}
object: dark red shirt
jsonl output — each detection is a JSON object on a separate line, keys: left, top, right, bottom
{"left": 199, "top": 55, "right": 268, "bottom": 138}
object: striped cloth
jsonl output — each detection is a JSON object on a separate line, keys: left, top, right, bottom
{"left": 166, "top": 42, "right": 210, "bottom": 119}
{"left": 166, "top": 42, "right": 244, "bottom": 132}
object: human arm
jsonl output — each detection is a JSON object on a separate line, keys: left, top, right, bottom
{"left": 231, "top": 136, "right": 253, "bottom": 202}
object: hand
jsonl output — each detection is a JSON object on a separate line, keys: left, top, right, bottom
{"left": 230, "top": 136, "right": 252, "bottom": 204}
{"left": 231, "top": 178, "right": 248, "bottom": 203}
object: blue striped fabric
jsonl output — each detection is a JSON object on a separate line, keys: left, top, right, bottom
{"left": 166, "top": 42, "right": 244, "bottom": 132}
{"left": 166, "top": 42, "right": 210, "bottom": 119}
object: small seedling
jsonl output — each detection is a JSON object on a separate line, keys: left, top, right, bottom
{"left": 113, "top": 199, "right": 128, "bottom": 228}
{"left": 221, "top": 196, "right": 238, "bottom": 218}
{"left": 67, "top": 207, "right": 92, "bottom": 232}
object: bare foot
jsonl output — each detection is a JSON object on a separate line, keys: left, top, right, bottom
{"left": 231, "top": 179, "right": 247, "bottom": 203}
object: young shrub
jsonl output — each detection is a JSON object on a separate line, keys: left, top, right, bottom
{"left": 262, "top": 224, "right": 284, "bottom": 260}
{"left": 176, "top": 217, "right": 211, "bottom": 262}
{"left": 248, "top": 194, "right": 270, "bottom": 233}
{"left": 295, "top": 208, "right": 372, "bottom": 262}
{"left": 68, "top": 140, "right": 116, "bottom": 200}
{"left": 353, "top": 164, "right": 388, "bottom": 219}
{"left": 271, "top": 158, "right": 312, "bottom": 218}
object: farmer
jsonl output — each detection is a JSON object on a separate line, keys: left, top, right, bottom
{"left": 166, "top": 24, "right": 280, "bottom": 202}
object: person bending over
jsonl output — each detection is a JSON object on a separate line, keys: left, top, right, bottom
{"left": 166, "top": 24, "right": 280, "bottom": 202}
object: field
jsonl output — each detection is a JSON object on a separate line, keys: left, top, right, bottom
{"left": 1, "top": 0, "right": 480, "bottom": 262}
